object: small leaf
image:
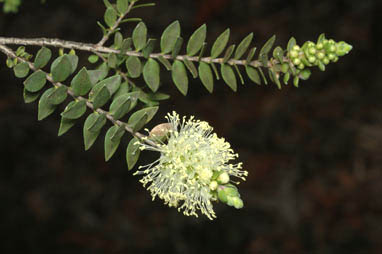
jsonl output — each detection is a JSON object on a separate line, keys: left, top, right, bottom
{"left": 107, "top": 53, "right": 117, "bottom": 68}
{"left": 88, "top": 55, "right": 99, "bottom": 64}
{"left": 171, "top": 37, "right": 183, "bottom": 58}
{"left": 234, "top": 33, "right": 253, "bottom": 60}
{"left": 23, "top": 89, "right": 40, "bottom": 104}
{"left": 245, "top": 66, "right": 261, "bottom": 85}
{"left": 149, "top": 92, "right": 170, "bottom": 101}
{"left": 172, "top": 60, "right": 188, "bottom": 96}
{"left": 97, "top": 75, "right": 122, "bottom": 95}
{"left": 92, "top": 85, "right": 111, "bottom": 109}
{"left": 259, "top": 35, "right": 276, "bottom": 66}
{"left": 109, "top": 93, "right": 135, "bottom": 120}
{"left": 126, "top": 56, "right": 142, "bottom": 78}
{"left": 66, "top": 54, "right": 79, "bottom": 73}
{"left": 83, "top": 113, "right": 103, "bottom": 150}
{"left": 246, "top": 47, "right": 257, "bottom": 64}
{"left": 126, "top": 137, "right": 141, "bottom": 170}
{"left": 273, "top": 46, "right": 284, "bottom": 63}
{"left": 120, "top": 38, "right": 133, "bottom": 54}
{"left": 221, "top": 64, "right": 237, "bottom": 91}
{"left": 105, "top": 125, "right": 124, "bottom": 161}
{"left": 269, "top": 69, "right": 281, "bottom": 89}
{"left": 198, "top": 62, "right": 214, "bottom": 93}
{"left": 142, "top": 38, "right": 156, "bottom": 58}
{"left": 132, "top": 22, "right": 147, "bottom": 51}
{"left": 113, "top": 81, "right": 130, "bottom": 99}
{"left": 187, "top": 24, "right": 207, "bottom": 56}
{"left": 47, "top": 86, "right": 68, "bottom": 105}
{"left": 104, "top": 7, "right": 117, "bottom": 27}
{"left": 211, "top": 28, "right": 230, "bottom": 58}
{"left": 222, "top": 44, "right": 235, "bottom": 63}
{"left": 287, "top": 37, "right": 296, "bottom": 51}
{"left": 14, "top": 62, "right": 30, "bottom": 78}
{"left": 183, "top": 58, "right": 198, "bottom": 79}
{"left": 161, "top": 20, "right": 181, "bottom": 54}
{"left": 51, "top": 55, "right": 72, "bottom": 82}
{"left": 131, "top": 113, "right": 148, "bottom": 132}
{"left": 23, "top": 70, "right": 46, "bottom": 92}
{"left": 114, "top": 32, "right": 123, "bottom": 48}
{"left": 157, "top": 55, "right": 172, "bottom": 71}
{"left": 128, "top": 106, "right": 159, "bottom": 131}
{"left": 116, "top": 0, "right": 129, "bottom": 14}
{"left": 38, "top": 88, "right": 56, "bottom": 120}
{"left": 34, "top": 47, "right": 52, "bottom": 69}
{"left": 143, "top": 58, "right": 160, "bottom": 92}
{"left": 58, "top": 117, "right": 76, "bottom": 136}
{"left": 70, "top": 67, "right": 92, "bottom": 96}
{"left": 61, "top": 100, "right": 87, "bottom": 119}
{"left": 88, "top": 63, "right": 109, "bottom": 85}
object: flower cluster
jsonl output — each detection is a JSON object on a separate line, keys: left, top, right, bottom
{"left": 134, "top": 112, "right": 248, "bottom": 220}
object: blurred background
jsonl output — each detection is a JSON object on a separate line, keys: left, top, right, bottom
{"left": 0, "top": 0, "right": 381, "bottom": 253}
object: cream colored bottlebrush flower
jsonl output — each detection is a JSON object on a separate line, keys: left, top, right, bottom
{"left": 134, "top": 111, "right": 248, "bottom": 220}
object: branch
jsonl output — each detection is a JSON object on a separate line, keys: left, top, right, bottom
{"left": 0, "top": 37, "right": 266, "bottom": 68}
{"left": 0, "top": 43, "right": 158, "bottom": 147}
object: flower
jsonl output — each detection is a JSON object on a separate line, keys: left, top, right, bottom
{"left": 134, "top": 111, "right": 248, "bottom": 220}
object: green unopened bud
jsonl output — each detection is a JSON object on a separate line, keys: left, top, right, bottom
{"left": 283, "top": 72, "right": 290, "bottom": 85}
{"left": 227, "top": 196, "right": 244, "bottom": 209}
{"left": 290, "top": 50, "right": 299, "bottom": 58}
{"left": 308, "top": 56, "right": 316, "bottom": 63}
{"left": 298, "top": 63, "right": 305, "bottom": 70}
{"left": 209, "top": 181, "right": 218, "bottom": 191}
{"left": 318, "top": 61, "right": 326, "bottom": 71}
{"left": 293, "top": 76, "right": 299, "bottom": 87}
{"left": 308, "top": 47, "right": 316, "bottom": 55}
{"left": 299, "top": 69, "right": 311, "bottom": 80}
{"left": 6, "top": 58, "right": 15, "bottom": 68}
{"left": 292, "top": 58, "right": 301, "bottom": 66}
{"left": 69, "top": 49, "right": 76, "bottom": 55}
{"left": 218, "top": 172, "right": 230, "bottom": 184}
{"left": 336, "top": 41, "right": 352, "bottom": 56}
{"left": 59, "top": 48, "right": 64, "bottom": 56}
{"left": 281, "top": 63, "right": 289, "bottom": 73}
{"left": 317, "top": 52, "right": 325, "bottom": 60}
{"left": 292, "top": 45, "right": 300, "bottom": 51}
{"left": 316, "top": 43, "right": 323, "bottom": 50}
{"left": 322, "top": 57, "right": 330, "bottom": 65}
{"left": 328, "top": 53, "right": 336, "bottom": 61}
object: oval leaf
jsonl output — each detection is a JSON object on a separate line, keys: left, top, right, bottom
{"left": 211, "top": 28, "right": 230, "bottom": 58}
{"left": 14, "top": 62, "right": 30, "bottom": 78}
{"left": 234, "top": 33, "right": 253, "bottom": 60}
{"left": 23, "top": 89, "right": 40, "bottom": 104}
{"left": 38, "top": 88, "right": 56, "bottom": 120}
{"left": 128, "top": 106, "right": 159, "bottom": 131}
{"left": 259, "top": 35, "right": 276, "bottom": 66}
{"left": 34, "top": 47, "right": 52, "bottom": 69}
{"left": 161, "top": 20, "right": 181, "bottom": 54}
{"left": 186, "top": 24, "right": 207, "bottom": 56}
{"left": 221, "top": 64, "right": 237, "bottom": 91}
{"left": 171, "top": 60, "right": 188, "bottom": 96}
{"left": 198, "top": 62, "right": 214, "bottom": 93}
{"left": 116, "top": 0, "right": 129, "bottom": 14}
{"left": 51, "top": 55, "right": 72, "bottom": 82}
{"left": 126, "top": 56, "right": 142, "bottom": 78}
{"left": 104, "top": 7, "right": 117, "bottom": 27}
{"left": 132, "top": 22, "right": 147, "bottom": 51}
{"left": 105, "top": 126, "right": 124, "bottom": 161}
{"left": 61, "top": 100, "right": 87, "bottom": 119}
{"left": 23, "top": 70, "right": 47, "bottom": 92}
{"left": 47, "top": 86, "right": 68, "bottom": 105}
{"left": 71, "top": 67, "right": 92, "bottom": 96}
{"left": 143, "top": 58, "right": 160, "bottom": 92}
{"left": 109, "top": 93, "right": 135, "bottom": 120}
{"left": 58, "top": 117, "right": 76, "bottom": 137}
{"left": 126, "top": 137, "right": 141, "bottom": 170}
{"left": 246, "top": 66, "right": 261, "bottom": 85}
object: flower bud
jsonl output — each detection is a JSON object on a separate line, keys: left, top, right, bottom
{"left": 336, "top": 41, "right": 352, "bottom": 56}
{"left": 209, "top": 181, "right": 218, "bottom": 191}
{"left": 218, "top": 172, "right": 230, "bottom": 184}
{"left": 293, "top": 58, "right": 301, "bottom": 66}
{"left": 299, "top": 69, "right": 311, "bottom": 80}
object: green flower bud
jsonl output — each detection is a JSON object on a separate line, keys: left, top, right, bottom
{"left": 293, "top": 76, "right": 299, "bottom": 87}
{"left": 328, "top": 53, "right": 336, "bottom": 61}
{"left": 322, "top": 57, "right": 330, "bottom": 65}
{"left": 283, "top": 72, "right": 290, "bottom": 85}
{"left": 308, "top": 47, "right": 316, "bottom": 55}
{"left": 308, "top": 56, "right": 316, "bottom": 63}
{"left": 292, "top": 45, "right": 300, "bottom": 51}
{"left": 229, "top": 196, "right": 244, "bottom": 209}
{"left": 209, "top": 181, "right": 218, "bottom": 191}
{"left": 316, "top": 52, "right": 325, "bottom": 60}
{"left": 336, "top": 41, "right": 352, "bottom": 56}
{"left": 290, "top": 50, "right": 299, "bottom": 58}
{"left": 299, "top": 69, "right": 311, "bottom": 80}
{"left": 281, "top": 63, "right": 289, "bottom": 73}
{"left": 293, "top": 58, "right": 301, "bottom": 65}
{"left": 316, "top": 43, "right": 324, "bottom": 50}
{"left": 318, "top": 61, "right": 326, "bottom": 71}
{"left": 298, "top": 63, "right": 305, "bottom": 70}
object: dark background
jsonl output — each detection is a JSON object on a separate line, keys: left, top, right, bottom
{"left": 0, "top": 0, "right": 381, "bottom": 253}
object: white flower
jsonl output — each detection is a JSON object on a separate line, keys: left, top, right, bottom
{"left": 134, "top": 111, "right": 248, "bottom": 220}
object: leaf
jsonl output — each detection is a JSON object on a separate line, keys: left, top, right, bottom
{"left": 70, "top": 67, "right": 92, "bottom": 96}
{"left": 126, "top": 56, "right": 142, "bottom": 78}
{"left": 269, "top": 69, "right": 281, "bottom": 89}
{"left": 51, "top": 55, "right": 72, "bottom": 82}
{"left": 171, "top": 60, "right": 188, "bottom": 96}
{"left": 58, "top": 117, "right": 76, "bottom": 137}
{"left": 186, "top": 24, "right": 207, "bottom": 56}
{"left": 183, "top": 58, "right": 198, "bottom": 79}
{"left": 211, "top": 28, "right": 230, "bottom": 58}
{"left": 157, "top": 55, "right": 172, "bottom": 71}
{"left": 222, "top": 44, "right": 235, "bottom": 63}
{"left": 143, "top": 58, "right": 160, "bottom": 92}
{"left": 107, "top": 53, "right": 117, "bottom": 68}
{"left": 105, "top": 125, "right": 124, "bottom": 161}
{"left": 161, "top": 20, "right": 181, "bottom": 54}
{"left": 47, "top": 85, "right": 68, "bottom": 105}
{"left": 88, "top": 55, "right": 99, "bottom": 64}
{"left": 221, "top": 64, "right": 237, "bottom": 92}
{"left": 109, "top": 93, "right": 136, "bottom": 120}
{"left": 198, "top": 62, "right": 214, "bottom": 93}
{"left": 66, "top": 54, "right": 79, "bottom": 73}
{"left": 245, "top": 66, "right": 261, "bottom": 85}
{"left": 114, "top": 32, "right": 123, "bottom": 48}
{"left": 14, "top": 62, "right": 30, "bottom": 78}
{"left": 61, "top": 100, "right": 87, "bottom": 119}
{"left": 128, "top": 106, "right": 159, "bottom": 131}
{"left": 113, "top": 81, "right": 130, "bottom": 99}
{"left": 116, "top": 0, "right": 129, "bottom": 14}
{"left": 259, "top": 35, "right": 276, "bottom": 66}
{"left": 149, "top": 92, "right": 170, "bottom": 101}
{"left": 171, "top": 37, "right": 183, "bottom": 58}
{"left": 91, "top": 85, "right": 111, "bottom": 109}
{"left": 126, "top": 137, "right": 141, "bottom": 170}
{"left": 38, "top": 88, "right": 56, "bottom": 120}
{"left": 83, "top": 113, "right": 104, "bottom": 150}
{"left": 273, "top": 46, "right": 284, "bottom": 63}
{"left": 23, "top": 89, "right": 40, "bottom": 104}
{"left": 88, "top": 63, "right": 109, "bottom": 85}
{"left": 97, "top": 75, "right": 122, "bottom": 95}
{"left": 104, "top": 7, "right": 117, "bottom": 27}
{"left": 246, "top": 47, "right": 257, "bottom": 64}
{"left": 142, "top": 38, "right": 156, "bottom": 58}
{"left": 234, "top": 33, "right": 253, "bottom": 60}
{"left": 34, "top": 47, "right": 52, "bottom": 69}
{"left": 287, "top": 37, "right": 296, "bottom": 51}
{"left": 132, "top": 22, "right": 147, "bottom": 51}
{"left": 23, "top": 70, "right": 46, "bottom": 92}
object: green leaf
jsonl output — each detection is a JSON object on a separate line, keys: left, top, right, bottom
{"left": 14, "top": 62, "right": 30, "bottom": 78}
{"left": 221, "top": 64, "right": 237, "bottom": 91}
{"left": 47, "top": 85, "right": 68, "bottom": 105}
{"left": 142, "top": 38, "right": 156, "bottom": 58}
{"left": 171, "top": 60, "right": 188, "bottom": 96}
{"left": 186, "top": 24, "right": 207, "bottom": 56}
{"left": 128, "top": 106, "right": 159, "bottom": 131}
{"left": 91, "top": 85, "right": 111, "bottom": 109}
{"left": 83, "top": 113, "right": 104, "bottom": 150}
{"left": 23, "top": 89, "right": 40, "bottom": 104}
{"left": 23, "top": 70, "right": 46, "bottom": 92}
{"left": 88, "top": 63, "right": 109, "bottom": 85}
{"left": 114, "top": 32, "right": 123, "bottom": 48}
{"left": 246, "top": 47, "right": 257, "bottom": 64}
{"left": 198, "top": 62, "right": 214, "bottom": 93}
{"left": 132, "top": 22, "right": 147, "bottom": 51}
{"left": 171, "top": 37, "right": 183, "bottom": 58}
{"left": 273, "top": 46, "right": 284, "bottom": 63}
{"left": 38, "top": 88, "right": 56, "bottom": 120}
{"left": 58, "top": 117, "right": 76, "bottom": 136}
{"left": 287, "top": 37, "right": 296, "bottom": 51}
{"left": 71, "top": 67, "right": 92, "bottom": 96}
{"left": 88, "top": 55, "right": 99, "bottom": 64}
{"left": 161, "top": 20, "right": 181, "bottom": 54}
{"left": 104, "top": 7, "right": 117, "bottom": 27}
{"left": 259, "top": 35, "right": 276, "bottom": 66}
{"left": 269, "top": 69, "right": 281, "bottom": 89}
{"left": 34, "top": 47, "right": 52, "bottom": 69}
{"left": 157, "top": 55, "right": 172, "bottom": 71}
{"left": 143, "top": 58, "right": 160, "bottom": 92}
{"left": 66, "top": 54, "right": 79, "bottom": 73}
{"left": 61, "top": 100, "right": 87, "bottom": 119}
{"left": 109, "top": 93, "right": 138, "bottom": 120}
{"left": 211, "top": 28, "right": 230, "bottom": 58}
{"left": 126, "top": 56, "right": 142, "bottom": 78}
{"left": 113, "top": 81, "right": 130, "bottom": 99}
{"left": 97, "top": 75, "right": 122, "bottom": 95}
{"left": 105, "top": 125, "right": 124, "bottom": 161}
{"left": 126, "top": 137, "right": 141, "bottom": 170}
{"left": 234, "top": 33, "right": 253, "bottom": 60}
{"left": 149, "top": 92, "right": 170, "bottom": 101}
{"left": 222, "top": 44, "right": 235, "bottom": 63}
{"left": 86, "top": 112, "right": 107, "bottom": 132}
{"left": 107, "top": 53, "right": 117, "bottom": 68}
{"left": 183, "top": 58, "right": 198, "bottom": 79}
{"left": 116, "top": 0, "right": 129, "bottom": 14}
{"left": 245, "top": 66, "right": 261, "bottom": 85}
{"left": 51, "top": 55, "right": 72, "bottom": 82}
{"left": 103, "top": 0, "right": 112, "bottom": 8}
